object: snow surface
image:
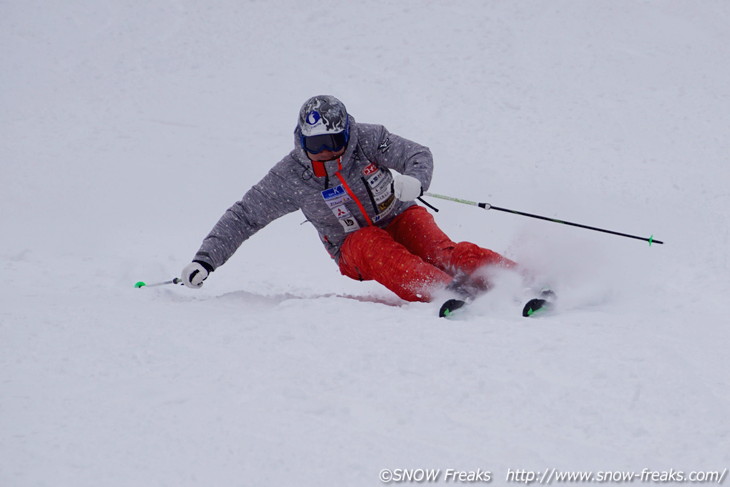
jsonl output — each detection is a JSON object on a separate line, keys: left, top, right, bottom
{"left": 2, "top": 1, "right": 729, "bottom": 485}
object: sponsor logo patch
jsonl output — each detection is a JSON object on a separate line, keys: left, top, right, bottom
{"left": 321, "top": 185, "right": 360, "bottom": 233}
{"left": 321, "top": 185, "right": 346, "bottom": 200}
{"left": 378, "top": 136, "right": 392, "bottom": 153}
{"left": 339, "top": 217, "right": 359, "bottom": 231}
{"left": 362, "top": 163, "right": 378, "bottom": 176}
{"left": 362, "top": 167, "right": 396, "bottom": 220}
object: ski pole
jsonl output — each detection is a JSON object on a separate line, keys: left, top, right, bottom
{"left": 134, "top": 278, "right": 183, "bottom": 288}
{"left": 423, "top": 192, "right": 664, "bottom": 246}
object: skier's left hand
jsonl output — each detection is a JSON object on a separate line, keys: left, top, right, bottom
{"left": 392, "top": 173, "right": 423, "bottom": 201}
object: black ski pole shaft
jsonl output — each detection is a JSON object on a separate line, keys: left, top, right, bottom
{"left": 134, "top": 278, "right": 182, "bottom": 288}
{"left": 423, "top": 192, "right": 664, "bottom": 245}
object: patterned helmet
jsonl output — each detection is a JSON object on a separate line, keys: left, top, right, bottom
{"left": 297, "top": 95, "right": 350, "bottom": 154}
{"left": 298, "top": 95, "right": 349, "bottom": 136}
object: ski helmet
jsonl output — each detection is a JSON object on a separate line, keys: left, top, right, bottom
{"left": 298, "top": 95, "right": 350, "bottom": 154}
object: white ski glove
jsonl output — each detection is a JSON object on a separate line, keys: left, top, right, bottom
{"left": 392, "top": 173, "right": 423, "bottom": 201}
{"left": 181, "top": 261, "right": 210, "bottom": 289}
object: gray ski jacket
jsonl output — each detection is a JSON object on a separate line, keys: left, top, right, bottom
{"left": 193, "top": 116, "right": 433, "bottom": 271}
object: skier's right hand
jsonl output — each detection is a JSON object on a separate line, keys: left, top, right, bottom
{"left": 181, "top": 261, "right": 211, "bottom": 289}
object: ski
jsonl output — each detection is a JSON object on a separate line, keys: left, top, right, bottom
{"left": 438, "top": 298, "right": 468, "bottom": 318}
{"left": 438, "top": 289, "right": 557, "bottom": 318}
{"left": 522, "top": 289, "right": 557, "bottom": 318}
{"left": 522, "top": 298, "right": 552, "bottom": 317}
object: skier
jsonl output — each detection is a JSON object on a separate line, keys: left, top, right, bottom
{"left": 181, "top": 95, "right": 516, "bottom": 303}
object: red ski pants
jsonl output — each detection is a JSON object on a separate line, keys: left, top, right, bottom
{"left": 338, "top": 205, "right": 516, "bottom": 302}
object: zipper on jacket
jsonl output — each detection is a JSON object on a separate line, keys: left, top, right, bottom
{"left": 361, "top": 176, "right": 380, "bottom": 216}
{"left": 333, "top": 159, "right": 374, "bottom": 227}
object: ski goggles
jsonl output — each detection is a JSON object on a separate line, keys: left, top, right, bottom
{"left": 300, "top": 124, "right": 350, "bottom": 154}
